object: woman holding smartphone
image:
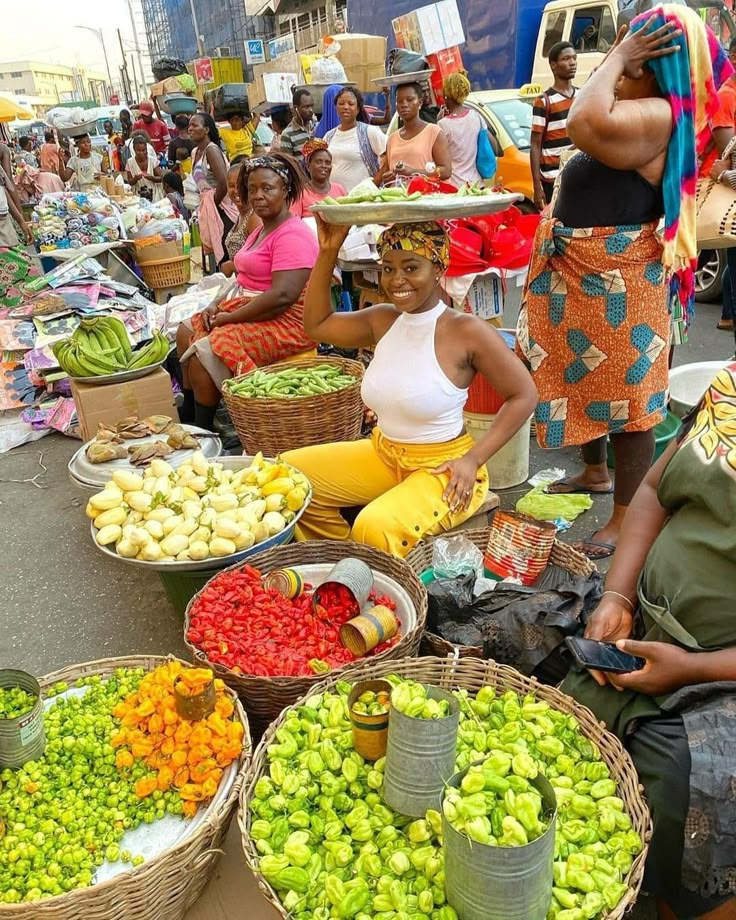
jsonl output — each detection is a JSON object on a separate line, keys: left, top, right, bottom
{"left": 564, "top": 359, "right": 736, "bottom": 919}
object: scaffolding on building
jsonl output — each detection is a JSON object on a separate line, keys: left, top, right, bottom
{"left": 141, "top": 0, "right": 275, "bottom": 68}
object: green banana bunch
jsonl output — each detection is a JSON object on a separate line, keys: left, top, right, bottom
{"left": 126, "top": 332, "right": 171, "bottom": 370}
{"left": 52, "top": 316, "right": 170, "bottom": 378}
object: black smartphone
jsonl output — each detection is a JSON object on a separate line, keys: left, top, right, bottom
{"left": 565, "top": 637, "right": 646, "bottom": 674}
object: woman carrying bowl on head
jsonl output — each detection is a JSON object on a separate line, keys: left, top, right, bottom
{"left": 176, "top": 154, "right": 319, "bottom": 431}
{"left": 125, "top": 135, "right": 164, "bottom": 202}
{"left": 290, "top": 138, "right": 346, "bottom": 218}
{"left": 282, "top": 219, "right": 537, "bottom": 558}
{"left": 325, "top": 86, "right": 387, "bottom": 193}
{"left": 375, "top": 82, "right": 452, "bottom": 186}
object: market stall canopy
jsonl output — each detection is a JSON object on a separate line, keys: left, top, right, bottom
{"left": 0, "top": 97, "right": 32, "bottom": 123}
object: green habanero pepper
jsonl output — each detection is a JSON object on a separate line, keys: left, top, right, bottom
{"left": 273, "top": 866, "right": 310, "bottom": 892}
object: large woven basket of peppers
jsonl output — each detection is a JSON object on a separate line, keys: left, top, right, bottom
{"left": 238, "top": 655, "right": 651, "bottom": 920}
{"left": 0, "top": 655, "right": 251, "bottom": 919}
{"left": 183, "top": 541, "right": 428, "bottom": 735}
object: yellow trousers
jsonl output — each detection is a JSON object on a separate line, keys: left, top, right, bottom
{"left": 282, "top": 428, "right": 489, "bottom": 558}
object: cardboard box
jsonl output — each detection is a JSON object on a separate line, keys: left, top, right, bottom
{"left": 253, "top": 53, "right": 302, "bottom": 81}
{"left": 392, "top": 0, "right": 464, "bottom": 56}
{"left": 71, "top": 368, "right": 176, "bottom": 442}
{"left": 247, "top": 72, "right": 299, "bottom": 110}
{"left": 134, "top": 240, "right": 184, "bottom": 265}
{"left": 463, "top": 272, "right": 504, "bottom": 321}
{"left": 427, "top": 45, "right": 464, "bottom": 99}
{"left": 330, "top": 34, "right": 387, "bottom": 91}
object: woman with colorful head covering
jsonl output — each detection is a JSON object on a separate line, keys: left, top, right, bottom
{"left": 289, "top": 138, "right": 346, "bottom": 218}
{"left": 176, "top": 154, "right": 318, "bottom": 431}
{"left": 517, "top": 6, "right": 731, "bottom": 561}
{"left": 282, "top": 218, "right": 537, "bottom": 558}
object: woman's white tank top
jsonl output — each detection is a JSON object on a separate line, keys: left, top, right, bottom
{"left": 361, "top": 301, "right": 468, "bottom": 444}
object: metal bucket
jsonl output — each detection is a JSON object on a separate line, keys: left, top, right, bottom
{"left": 443, "top": 767, "right": 557, "bottom": 920}
{"left": 314, "top": 558, "right": 374, "bottom": 610}
{"left": 0, "top": 670, "right": 45, "bottom": 769}
{"left": 383, "top": 684, "right": 460, "bottom": 817}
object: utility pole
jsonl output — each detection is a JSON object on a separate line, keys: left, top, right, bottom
{"left": 189, "top": 0, "right": 206, "bottom": 56}
{"left": 125, "top": 0, "right": 147, "bottom": 101}
{"left": 118, "top": 29, "right": 134, "bottom": 104}
{"left": 76, "top": 25, "right": 114, "bottom": 102}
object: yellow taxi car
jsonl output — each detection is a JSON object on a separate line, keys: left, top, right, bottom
{"left": 466, "top": 85, "right": 540, "bottom": 209}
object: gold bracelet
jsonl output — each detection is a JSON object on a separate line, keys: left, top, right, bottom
{"left": 602, "top": 590, "right": 634, "bottom": 611}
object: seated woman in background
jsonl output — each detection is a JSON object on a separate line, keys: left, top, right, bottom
{"left": 290, "top": 139, "right": 346, "bottom": 218}
{"left": 375, "top": 82, "right": 452, "bottom": 185}
{"left": 125, "top": 136, "right": 164, "bottom": 202}
{"left": 220, "top": 162, "right": 261, "bottom": 275}
{"left": 563, "top": 361, "right": 736, "bottom": 920}
{"left": 177, "top": 154, "right": 318, "bottom": 431}
{"left": 282, "top": 219, "right": 537, "bottom": 558}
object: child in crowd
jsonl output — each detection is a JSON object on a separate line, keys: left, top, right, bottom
{"left": 163, "top": 172, "right": 190, "bottom": 221}
{"left": 175, "top": 146, "right": 192, "bottom": 176}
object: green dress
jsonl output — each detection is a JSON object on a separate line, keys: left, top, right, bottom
{"left": 563, "top": 362, "right": 736, "bottom": 914}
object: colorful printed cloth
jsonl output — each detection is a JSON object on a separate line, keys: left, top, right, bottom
{"left": 630, "top": 5, "right": 733, "bottom": 337}
{"left": 0, "top": 247, "right": 41, "bottom": 308}
{"left": 190, "top": 294, "right": 314, "bottom": 376}
{"left": 378, "top": 221, "right": 450, "bottom": 270}
{"left": 517, "top": 217, "right": 669, "bottom": 448}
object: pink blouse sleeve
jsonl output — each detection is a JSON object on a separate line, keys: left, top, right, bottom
{"left": 270, "top": 222, "right": 319, "bottom": 273}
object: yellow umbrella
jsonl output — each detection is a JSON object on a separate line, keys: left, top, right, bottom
{"left": 0, "top": 97, "right": 32, "bottom": 123}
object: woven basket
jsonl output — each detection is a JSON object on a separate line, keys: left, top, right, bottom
{"left": 183, "top": 541, "right": 427, "bottom": 735}
{"left": 221, "top": 355, "right": 364, "bottom": 456}
{"left": 0, "top": 655, "right": 251, "bottom": 920}
{"left": 406, "top": 527, "right": 596, "bottom": 659}
{"left": 239, "top": 656, "right": 651, "bottom": 920}
{"left": 139, "top": 255, "right": 191, "bottom": 290}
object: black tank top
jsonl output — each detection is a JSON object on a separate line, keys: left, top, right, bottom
{"left": 553, "top": 153, "right": 664, "bottom": 228}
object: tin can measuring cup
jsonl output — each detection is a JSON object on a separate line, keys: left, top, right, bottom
{"left": 314, "top": 558, "right": 374, "bottom": 611}
{"left": 443, "top": 766, "right": 557, "bottom": 920}
{"left": 0, "top": 669, "right": 45, "bottom": 770}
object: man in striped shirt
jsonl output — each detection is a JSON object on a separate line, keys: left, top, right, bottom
{"left": 531, "top": 41, "right": 578, "bottom": 210}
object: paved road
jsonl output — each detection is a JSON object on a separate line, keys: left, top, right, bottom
{"left": 2, "top": 290, "right": 732, "bottom": 918}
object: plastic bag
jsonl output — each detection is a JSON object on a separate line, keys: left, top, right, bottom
{"left": 431, "top": 534, "right": 484, "bottom": 579}
{"left": 310, "top": 56, "right": 348, "bottom": 84}
{"left": 152, "top": 58, "right": 187, "bottom": 81}
{"left": 516, "top": 485, "right": 592, "bottom": 524}
{"left": 388, "top": 49, "right": 430, "bottom": 75}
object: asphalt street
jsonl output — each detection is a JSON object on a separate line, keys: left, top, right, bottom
{"left": 1, "top": 286, "right": 732, "bottom": 918}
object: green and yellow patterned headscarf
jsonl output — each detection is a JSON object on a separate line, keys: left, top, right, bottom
{"left": 378, "top": 221, "right": 450, "bottom": 271}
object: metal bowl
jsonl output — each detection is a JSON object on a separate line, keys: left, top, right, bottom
{"left": 68, "top": 425, "right": 223, "bottom": 490}
{"left": 371, "top": 70, "right": 436, "bottom": 87}
{"left": 311, "top": 191, "right": 522, "bottom": 226}
{"left": 90, "top": 456, "right": 312, "bottom": 572}
{"left": 69, "top": 353, "right": 171, "bottom": 386}
{"left": 669, "top": 360, "right": 730, "bottom": 418}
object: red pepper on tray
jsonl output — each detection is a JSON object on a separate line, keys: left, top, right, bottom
{"left": 186, "top": 567, "right": 399, "bottom": 678}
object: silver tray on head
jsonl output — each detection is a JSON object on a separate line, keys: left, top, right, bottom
{"left": 371, "top": 70, "right": 436, "bottom": 87}
{"left": 311, "top": 191, "right": 522, "bottom": 226}
{"left": 89, "top": 455, "right": 312, "bottom": 572}
{"left": 69, "top": 425, "right": 223, "bottom": 489}
{"left": 69, "top": 354, "right": 170, "bottom": 386}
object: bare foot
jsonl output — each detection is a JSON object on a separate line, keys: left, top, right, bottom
{"left": 546, "top": 471, "right": 613, "bottom": 495}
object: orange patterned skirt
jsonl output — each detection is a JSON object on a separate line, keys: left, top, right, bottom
{"left": 189, "top": 295, "right": 314, "bottom": 377}
{"left": 516, "top": 218, "right": 670, "bottom": 449}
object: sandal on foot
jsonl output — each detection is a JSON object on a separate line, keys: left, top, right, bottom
{"left": 576, "top": 538, "right": 617, "bottom": 560}
{"left": 545, "top": 477, "right": 614, "bottom": 495}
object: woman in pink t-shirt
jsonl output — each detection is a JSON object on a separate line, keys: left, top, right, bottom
{"left": 290, "top": 138, "right": 346, "bottom": 218}
{"left": 177, "top": 154, "right": 319, "bottom": 430}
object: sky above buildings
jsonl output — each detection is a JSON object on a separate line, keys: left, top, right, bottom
{"left": 3, "top": 0, "right": 149, "bottom": 82}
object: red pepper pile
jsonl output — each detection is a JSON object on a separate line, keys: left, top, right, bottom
{"left": 186, "top": 565, "right": 399, "bottom": 677}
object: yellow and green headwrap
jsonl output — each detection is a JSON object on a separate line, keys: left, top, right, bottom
{"left": 378, "top": 221, "right": 450, "bottom": 271}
